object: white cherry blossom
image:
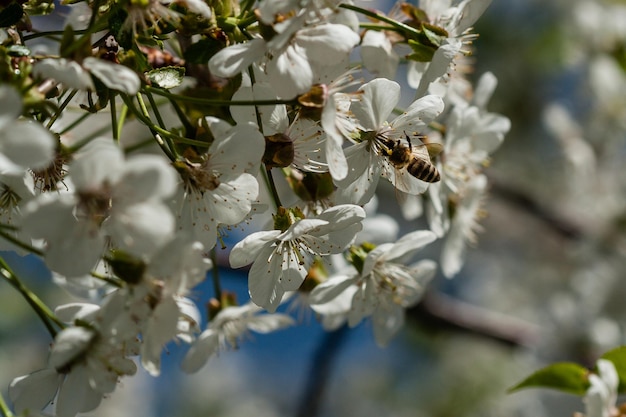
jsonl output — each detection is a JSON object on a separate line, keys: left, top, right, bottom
{"left": 409, "top": 0, "right": 492, "bottom": 96}
{"left": 583, "top": 359, "right": 619, "bottom": 417}
{"left": 310, "top": 230, "right": 438, "bottom": 346}
{"left": 181, "top": 302, "right": 294, "bottom": 373}
{"left": 0, "top": 86, "right": 56, "bottom": 174}
{"left": 210, "top": 21, "right": 359, "bottom": 98}
{"left": 172, "top": 118, "right": 264, "bottom": 250}
{"left": 335, "top": 78, "right": 445, "bottom": 205}
{"left": 230, "top": 204, "right": 365, "bottom": 312}
{"left": 22, "top": 138, "right": 178, "bottom": 277}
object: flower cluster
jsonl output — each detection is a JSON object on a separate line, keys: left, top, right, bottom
{"left": 0, "top": 0, "right": 509, "bottom": 415}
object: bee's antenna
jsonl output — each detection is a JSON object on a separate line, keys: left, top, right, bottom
{"left": 404, "top": 131, "right": 413, "bottom": 147}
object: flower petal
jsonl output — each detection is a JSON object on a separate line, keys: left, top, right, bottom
{"left": 209, "top": 39, "right": 267, "bottom": 78}
{"left": 10, "top": 369, "right": 61, "bottom": 414}
{"left": 83, "top": 57, "right": 140, "bottom": 94}
{"left": 229, "top": 230, "right": 280, "bottom": 268}
{"left": 351, "top": 78, "right": 400, "bottom": 131}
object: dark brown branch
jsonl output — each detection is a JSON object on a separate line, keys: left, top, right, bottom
{"left": 488, "top": 176, "right": 585, "bottom": 241}
{"left": 295, "top": 325, "right": 349, "bottom": 417}
{"left": 408, "top": 291, "right": 541, "bottom": 348}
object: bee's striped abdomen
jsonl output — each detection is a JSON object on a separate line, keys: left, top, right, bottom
{"left": 407, "top": 159, "right": 440, "bottom": 182}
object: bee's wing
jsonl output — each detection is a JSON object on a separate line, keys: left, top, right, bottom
{"left": 425, "top": 143, "right": 444, "bottom": 159}
{"left": 381, "top": 159, "right": 429, "bottom": 195}
{"left": 410, "top": 143, "right": 443, "bottom": 160}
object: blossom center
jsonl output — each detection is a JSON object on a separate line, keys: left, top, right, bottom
{"left": 76, "top": 185, "right": 113, "bottom": 227}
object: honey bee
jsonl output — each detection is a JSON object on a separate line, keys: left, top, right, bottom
{"left": 380, "top": 133, "right": 443, "bottom": 193}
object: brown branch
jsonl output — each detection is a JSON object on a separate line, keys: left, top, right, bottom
{"left": 488, "top": 176, "right": 585, "bottom": 241}
{"left": 408, "top": 291, "right": 541, "bottom": 348}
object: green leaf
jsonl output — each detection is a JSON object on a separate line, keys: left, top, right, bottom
{"left": 508, "top": 362, "right": 590, "bottom": 395}
{"left": 406, "top": 39, "right": 436, "bottom": 62}
{"left": 601, "top": 346, "right": 626, "bottom": 392}
{"left": 0, "top": 2, "right": 23, "bottom": 28}
{"left": 422, "top": 24, "right": 446, "bottom": 48}
{"left": 147, "top": 66, "right": 185, "bottom": 89}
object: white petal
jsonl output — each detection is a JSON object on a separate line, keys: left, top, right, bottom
{"left": 383, "top": 230, "right": 437, "bottom": 262}
{"left": 472, "top": 71, "right": 497, "bottom": 109}
{"left": 391, "top": 95, "right": 445, "bottom": 132}
{"left": 209, "top": 39, "right": 267, "bottom": 78}
{"left": 0, "top": 121, "right": 56, "bottom": 170}
{"left": 415, "top": 43, "right": 459, "bottom": 97}
{"left": 106, "top": 202, "right": 175, "bottom": 258}
{"left": 10, "top": 369, "right": 61, "bottom": 414}
{"left": 210, "top": 127, "right": 265, "bottom": 174}
{"left": 246, "top": 313, "right": 294, "bottom": 333}
{"left": 372, "top": 303, "right": 404, "bottom": 347}
{"left": 360, "top": 31, "right": 400, "bottom": 79}
{"left": 45, "top": 222, "right": 104, "bottom": 277}
{"left": 279, "top": 255, "right": 309, "bottom": 291}
{"left": 83, "top": 57, "right": 140, "bottom": 94}
{"left": 180, "top": 329, "right": 220, "bottom": 373}
{"left": 266, "top": 43, "right": 313, "bottom": 98}
{"left": 231, "top": 83, "right": 287, "bottom": 135}
{"left": 229, "top": 230, "right": 280, "bottom": 268}
{"left": 309, "top": 274, "right": 358, "bottom": 305}
{"left": 351, "top": 78, "right": 400, "bottom": 131}
{"left": 323, "top": 96, "right": 348, "bottom": 181}
{"left": 56, "top": 365, "right": 103, "bottom": 417}
{"left": 456, "top": 0, "right": 492, "bottom": 34}
{"left": 248, "top": 245, "right": 287, "bottom": 312}
{"left": 69, "top": 137, "right": 124, "bottom": 190}
{"left": 206, "top": 174, "right": 258, "bottom": 225}
{"left": 297, "top": 23, "right": 360, "bottom": 63}
{"left": 347, "top": 283, "right": 376, "bottom": 327}
{"left": 334, "top": 146, "right": 382, "bottom": 206}
{"left": 141, "top": 297, "right": 180, "bottom": 376}
{"left": 49, "top": 327, "right": 96, "bottom": 370}
{"left": 0, "top": 86, "right": 21, "bottom": 126}
{"left": 311, "top": 285, "right": 356, "bottom": 316}
{"left": 33, "top": 58, "right": 95, "bottom": 90}
{"left": 280, "top": 218, "right": 328, "bottom": 241}
{"left": 55, "top": 303, "right": 100, "bottom": 323}
{"left": 117, "top": 155, "right": 178, "bottom": 201}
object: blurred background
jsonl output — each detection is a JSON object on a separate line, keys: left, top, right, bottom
{"left": 3, "top": 0, "right": 626, "bottom": 416}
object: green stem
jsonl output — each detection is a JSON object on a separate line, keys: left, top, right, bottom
{"left": 61, "top": 17, "right": 110, "bottom": 56}
{"left": 120, "top": 94, "right": 208, "bottom": 153}
{"left": 122, "top": 94, "right": 177, "bottom": 161}
{"left": 23, "top": 28, "right": 93, "bottom": 41}
{"left": 144, "top": 85, "right": 298, "bottom": 106}
{"left": 110, "top": 93, "right": 119, "bottom": 142}
{"left": 359, "top": 23, "right": 404, "bottom": 33}
{"left": 238, "top": 0, "right": 256, "bottom": 18}
{"left": 57, "top": 111, "right": 91, "bottom": 135}
{"left": 237, "top": 13, "right": 258, "bottom": 29}
{"left": 47, "top": 89, "right": 78, "bottom": 129}
{"left": 117, "top": 100, "right": 128, "bottom": 141}
{"left": 265, "top": 168, "right": 283, "bottom": 209}
{"left": 144, "top": 92, "right": 167, "bottom": 130}
{"left": 339, "top": 3, "right": 422, "bottom": 39}
{"left": 0, "top": 256, "right": 64, "bottom": 338}
{"left": 0, "top": 390, "right": 14, "bottom": 417}
{"left": 166, "top": 96, "right": 195, "bottom": 137}
{"left": 90, "top": 272, "right": 124, "bottom": 288}
{"left": 0, "top": 229, "right": 44, "bottom": 256}
{"left": 210, "top": 248, "right": 221, "bottom": 300}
